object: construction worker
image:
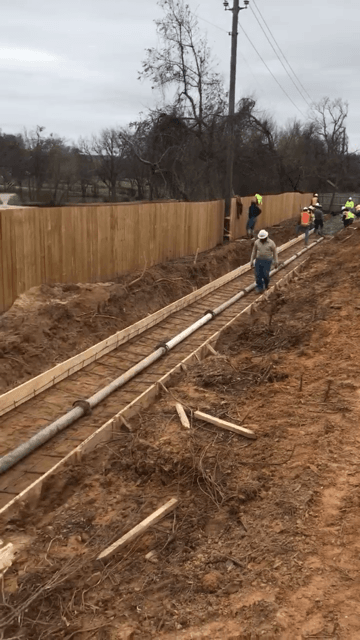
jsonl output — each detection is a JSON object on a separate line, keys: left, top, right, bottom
{"left": 342, "top": 208, "right": 355, "bottom": 228}
{"left": 246, "top": 198, "right": 262, "bottom": 237}
{"left": 296, "top": 207, "right": 312, "bottom": 246}
{"left": 235, "top": 195, "right": 243, "bottom": 219}
{"left": 255, "top": 193, "right": 263, "bottom": 206}
{"left": 312, "top": 193, "right": 319, "bottom": 206}
{"left": 345, "top": 196, "right": 355, "bottom": 211}
{"left": 313, "top": 203, "right": 324, "bottom": 236}
{"left": 250, "top": 229, "right": 278, "bottom": 294}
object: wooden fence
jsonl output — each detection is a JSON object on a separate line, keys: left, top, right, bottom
{"left": 230, "top": 192, "right": 313, "bottom": 238}
{"left": 0, "top": 193, "right": 313, "bottom": 313}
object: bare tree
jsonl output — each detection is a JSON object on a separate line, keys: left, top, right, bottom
{"left": 80, "top": 129, "right": 125, "bottom": 201}
{"left": 140, "top": 0, "right": 225, "bottom": 132}
{"left": 311, "top": 97, "right": 348, "bottom": 156}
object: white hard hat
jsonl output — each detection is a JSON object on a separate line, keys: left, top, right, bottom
{"left": 314, "top": 193, "right": 318, "bottom": 197}
{"left": 341, "top": 206, "right": 346, "bottom": 210}
{"left": 315, "top": 202, "right": 321, "bottom": 207}
{"left": 258, "top": 229, "right": 268, "bottom": 239}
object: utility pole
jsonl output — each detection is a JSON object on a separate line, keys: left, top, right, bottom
{"left": 223, "top": 0, "right": 249, "bottom": 242}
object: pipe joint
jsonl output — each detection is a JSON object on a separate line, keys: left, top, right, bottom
{"left": 155, "top": 341, "right": 170, "bottom": 353}
{"left": 204, "top": 309, "right": 216, "bottom": 319}
{"left": 73, "top": 399, "right": 92, "bottom": 415}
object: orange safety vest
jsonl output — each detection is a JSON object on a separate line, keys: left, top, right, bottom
{"left": 301, "top": 210, "right": 311, "bottom": 226}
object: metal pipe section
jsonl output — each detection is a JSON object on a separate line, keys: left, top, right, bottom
{"left": 0, "top": 348, "right": 166, "bottom": 473}
{"left": 0, "top": 236, "right": 322, "bottom": 474}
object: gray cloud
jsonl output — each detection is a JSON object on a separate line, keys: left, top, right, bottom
{"left": 1, "top": 0, "right": 359, "bottom": 151}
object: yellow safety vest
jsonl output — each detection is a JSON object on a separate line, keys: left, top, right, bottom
{"left": 345, "top": 200, "right": 354, "bottom": 209}
{"left": 255, "top": 193, "right": 263, "bottom": 205}
{"left": 346, "top": 211, "right": 355, "bottom": 219}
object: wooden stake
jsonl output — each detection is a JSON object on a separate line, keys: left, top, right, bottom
{"left": 97, "top": 498, "right": 179, "bottom": 562}
{"left": 175, "top": 403, "right": 190, "bottom": 429}
{"left": 194, "top": 411, "right": 256, "bottom": 440}
{"left": 207, "top": 344, "right": 218, "bottom": 356}
{"left": 323, "top": 379, "right": 333, "bottom": 402}
{"left": 193, "top": 247, "right": 200, "bottom": 265}
{"left": 299, "top": 375, "right": 303, "bottom": 392}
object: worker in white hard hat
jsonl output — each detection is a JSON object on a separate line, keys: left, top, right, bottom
{"left": 313, "top": 202, "right": 324, "bottom": 236}
{"left": 250, "top": 230, "right": 278, "bottom": 294}
{"left": 312, "top": 193, "right": 319, "bottom": 206}
{"left": 345, "top": 196, "right": 355, "bottom": 211}
{"left": 296, "top": 207, "right": 313, "bottom": 246}
{"left": 342, "top": 207, "right": 355, "bottom": 228}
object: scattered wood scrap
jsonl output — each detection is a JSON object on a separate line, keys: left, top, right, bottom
{"left": 176, "top": 403, "right": 190, "bottom": 429}
{"left": 97, "top": 497, "right": 179, "bottom": 562}
{"left": 194, "top": 410, "right": 256, "bottom": 440}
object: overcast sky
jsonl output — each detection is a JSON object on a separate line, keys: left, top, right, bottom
{"left": 1, "top": 0, "right": 359, "bottom": 150}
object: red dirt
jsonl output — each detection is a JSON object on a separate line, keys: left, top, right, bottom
{"left": 1, "top": 226, "right": 360, "bottom": 639}
{"left": 0, "top": 218, "right": 297, "bottom": 394}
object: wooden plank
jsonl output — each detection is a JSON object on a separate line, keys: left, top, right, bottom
{"left": 97, "top": 498, "right": 179, "bottom": 561}
{"left": 194, "top": 410, "right": 256, "bottom": 439}
{"left": 176, "top": 403, "right": 190, "bottom": 429}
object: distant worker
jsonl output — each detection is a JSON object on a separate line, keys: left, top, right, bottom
{"left": 313, "top": 203, "right": 324, "bottom": 236}
{"left": 235, "top": 195, "right": 243, "bottom": 219}
{"left": 246, "top": 198, "right": 262, "bottom": 237}
{"left": 312, "top": 193, "right": 319, "bottom": 206}
{"left": 255, "top": 193, "right": 263, "bottom": 205}
{"left": 342, "top": 208, "right": 355, "bottom": 228}
{"left": 296, "top": 207, "right": 312, "bottom": 246}
{"left": 345, "top": 196, "right": 355, "bottom": 211}
{"left": 250, "top": 229, "right": 278, "bottom": 294}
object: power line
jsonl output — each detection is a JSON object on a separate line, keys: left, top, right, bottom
{"left": 195, "top": 12, "right": 228, "bottom": 34}
{"left": 237, "top": 22, "right": 307, "bottom": 118}
{"left": 249, "top": 4, "right": 311, "bottom": 108}
{"left": 196, "top": 8, "right": 305, "bottom": 117}
{"left": 196, "top": 12, "right": 264, "bottom": 95}
{"left": 252, "top": 0, "right": 314, "bottom": 105}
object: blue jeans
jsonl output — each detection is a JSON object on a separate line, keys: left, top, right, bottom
{"left": 254, "top": 258, "right": 272, "bottom": 291}
{"left": 297, "top": 224, "right": 310, "bottom": 245}
{"left": 246, "top": 216, "right": 256, "bottom": 231}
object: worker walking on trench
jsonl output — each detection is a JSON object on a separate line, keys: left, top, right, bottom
{"left": 313, "top": 202, "right": 324, "bottom": 236}
{"left": 296, "top": 207, "right": 312, "bottom": 246}
{"left": 246, "top": 198, "right": 262, "bottom": 237}
{"left": 250, "top": 230, "right": 278, "bottom": 294}
{"left": 342, "top": 207, "right": 355, "bottom": 228}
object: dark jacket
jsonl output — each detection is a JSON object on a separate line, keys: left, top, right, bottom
{"left": 248, "top": 202, "right": 261, "bottom": 219}
{"left": 314, "top": 207, "right": 323, "bottom": 221}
